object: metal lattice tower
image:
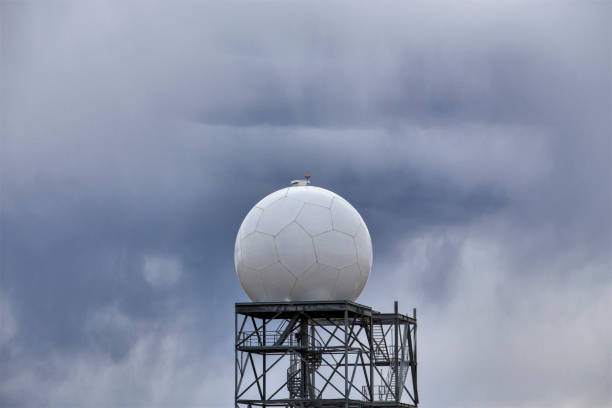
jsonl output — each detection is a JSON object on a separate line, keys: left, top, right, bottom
{"left": 235, "top": 300, "right": 418, "bottom": 407}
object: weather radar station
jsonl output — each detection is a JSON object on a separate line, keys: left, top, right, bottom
{"left": 234, "top": 175, "right": 418, "bottom": 408}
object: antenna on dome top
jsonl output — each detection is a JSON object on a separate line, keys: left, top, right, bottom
{"left": 290, "top": 174, "right": 311, "bottom": 186}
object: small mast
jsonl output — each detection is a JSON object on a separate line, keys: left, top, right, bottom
{"left": 290, "top": 174, "right": 311, "bottom": 186}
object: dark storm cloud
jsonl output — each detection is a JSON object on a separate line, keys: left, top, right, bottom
{"left": 1, "top": 1, "right": 610, "bottom": 407}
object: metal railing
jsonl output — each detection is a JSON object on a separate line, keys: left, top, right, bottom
{"left": 238, "top": 331, "right": 297, "bottom": 347}
{"left": 238, "top": 331, "right": 324, "bottom": 349}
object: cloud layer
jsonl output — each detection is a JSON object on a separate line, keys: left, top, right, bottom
{"left": 1, "top": 1, "right": 610, "bottom": 407}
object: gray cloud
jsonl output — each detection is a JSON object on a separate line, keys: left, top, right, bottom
{"left": 1, "top": 1, "right": 610, "bottom": 407}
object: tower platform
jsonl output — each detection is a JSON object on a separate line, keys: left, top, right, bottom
{"left": 235, "top": 301, "right": 418, "bottom": 408}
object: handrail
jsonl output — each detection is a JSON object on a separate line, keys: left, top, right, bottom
{"left": 238, "top": 330, "right": 324, "bottom": 349}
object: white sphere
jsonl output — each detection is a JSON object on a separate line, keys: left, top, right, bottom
{"left": 235, "top": 186, "right": 372, "bottom": 302}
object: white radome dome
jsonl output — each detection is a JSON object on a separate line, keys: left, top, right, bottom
{"left": 235, "top": 185, "right": 372, "bottom": 302}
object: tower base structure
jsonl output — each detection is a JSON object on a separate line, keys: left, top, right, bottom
{"left": 235, "top": 301, "right": 418, "bottom": 408}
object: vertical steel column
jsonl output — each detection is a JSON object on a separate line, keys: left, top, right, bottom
{"left": 310, "top": 323, "right": 316, "bottom": 394}
{"left": 234, "top": 306, "right": 238, "bottom": 408}
{"left": 369, "top": 313, "right": 374, "bottom": 402}
{"left": 300, "top": 316, "right": 308, "bottom": 399}
{"left": 414, "top": 307, "right": 419, "bottom": 405}
{"left": 344, "top": 308, "right": 349, "bottom": 407}
{"left": 262, "top": 318, "right": 266, "bottom": 408}
{"left": 394, "top": 300, "right": 399, "bottom": 403}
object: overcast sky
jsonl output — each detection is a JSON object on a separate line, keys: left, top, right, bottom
{"left": 1, "top": 1, "right": 611, "bottom": 407}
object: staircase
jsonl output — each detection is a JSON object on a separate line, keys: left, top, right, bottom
{"left": 380, "top": 356, "right": 410, "bottom": 400}
{"left": 376, "top": 321, "right": 412, "bottom": 401}
{"left": 286, "top": 348, "right": 322, "bottom": 399}
{"left": 372, "top": 324, "right": 389, "bottom": 363}
{"left": 287, "top": 353, "right": 301, "bottom": 399}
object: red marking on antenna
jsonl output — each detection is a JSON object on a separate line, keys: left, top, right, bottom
{"left": 304, "top": 174, "right": 311, "bottom": 178}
